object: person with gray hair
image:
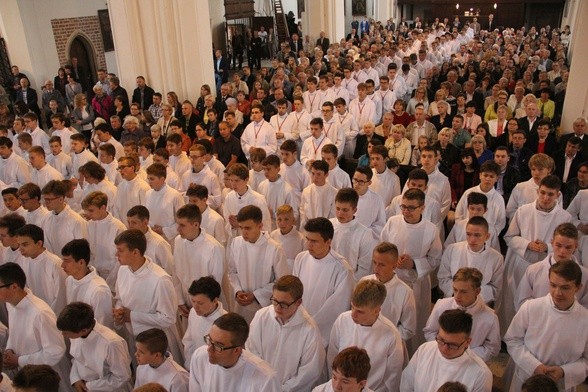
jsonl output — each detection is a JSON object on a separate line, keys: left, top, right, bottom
{"left": 120, "top": 115, "right": 147, "bottom": 144}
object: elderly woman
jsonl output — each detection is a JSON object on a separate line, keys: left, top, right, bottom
{"left": 223, "top": 97, "right": 243, "bottom": 124}
{"left": 434, "top": 127, "right": 459, "bottom": 176}
{"left": 385, "top": 124, "right": 411, "bottom": 165}
{"left": 71, "top": 93, "right": 95, "bottom": 141}
{"left": 471, "top": 134, "right": 494, "bottom": 164}
{"left": 157, "top": 103, "right": 177, "bottom": 137}
{"left": 120, "top": 115, "right": 146, "bottom": 144}
{"left": 91, "top": 85, "right": 113, "bottom": 120}
{"left": 65, "top": 74, "right": 82, "bottom": 110}
{"left": 428, "top": 89, "right": 450, "bottom": 117}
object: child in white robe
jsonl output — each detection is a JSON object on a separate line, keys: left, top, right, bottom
{"left": 301, "top": 118, "right": 333, "bottom": 169}
{"left": 425, "top": 268, "right": 500, "bottom": 362}
{"left": 312, "top": 347, "right": 375, "bottom": 392}
{"left": 352, "top": 166, "right": 386, "bottom": 238}
{"left": 82, "top": 191, "right": 126, "bottom": 291}
{"left": 29, "top": 146, "right": 63, "bottom": 189}
{"left": 18, "top": 184, "right": 50, "bottom": 228}
{"left": 287, "top": 96, "right": 311, "bottom": 146}
{"left": 167, "top": 133, "right": 191, "bottom": 179}
{"left": 369, "top": 145, "right": 401, "bottom": 206}
{"left": 70, "top": 133, "right": 99, "bottom": 181}
{"left": 180, "top": 145, "right": 222, "bottom": 211}
{"left": 257, "top": 154, "right": 298, "bottom": 230}
{"left": 0, "top": 137, "right": 31, "bottom": 188}
{"left": 279, "top": 140, "right": 310, "bottom": 197}
{"left": 113, "top": 156, "right": 150, "bottom": 221}
{"left": 247, "top": 148, "right": 267, "bottom": 193}
{"left": 61, "top": 239, "right": 114, "bottom": 328}
{"left": 300, "top": 160, "right": 337, "bottom": 227}
{"left": 328, "top": 280, "right": 404, "bottom": 392}
{"left": 292, "top": 217, "right": 355, "bottom": 345}
{"left": 322, "top": 144, "right": 351, "bottom": 190}
{"left": 153, "top": 148, "right": 181, "bottom": 190}
{"left": 182, "top": 277, "right": 227, "bottom": 369}
{"left": 135, "top": 328, "right": 189, "bottom": 392}
{"left": 56, "top": 302, "right": 132, "bottom": 392}
{"left": 186, "top": 185, "right": 227, "bottom": 247}
{"left": 360, "top": 242, "right": 417, "bottom": 342}
{"left": 97, "top": 144, "right": 120, "bottom": 185}
{"left": 247, "top": 275, "right": 325, "bottom": 391}
{"left": 330, "top": 188, "right": 376, "bottom": 281}
{"left": 78, "top": 161, "right": 117, "bottom": 214}
{"left": 270, "top": 205, "right": 305, "bottom": 271}
{"left": 47, "top": 136, "right": 73, "bottom": 179}
{"left": 228, "top": 205, "right": 289, "bottom": 323}
{"left": 505, "top": 261, "right": 588, "bottom": 392}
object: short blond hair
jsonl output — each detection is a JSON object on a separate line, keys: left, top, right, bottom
{"left": 351, "top": 280, "right": 386, "bottom": 308}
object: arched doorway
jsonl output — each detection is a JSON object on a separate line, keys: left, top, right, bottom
{"left": 68, "top": 35, "right": 97, "bottom": 93}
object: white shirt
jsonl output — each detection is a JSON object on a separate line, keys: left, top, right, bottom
{"left": 280, "top": 160, "right": 310, "bottom": 196}
{"left": 326, "top": 165, "right": 351, "bottom": 190}
{"left": 66, "top": 266, "right": 114, "bottom": 328}
{"left": 349, "top": 97, "right": 377, "bottom": 128}
{"left": 169, "top": 152, "right": 192, "bottom": 179}
{"left": 47, "top": 151, "right": 73, "bottom": 179}
{"left": 24, "top": 205, "right": 50, "bottom": 228}
{"left": 258, "top": 177, "right": 298, "bottom": 231}
{"left": 370, "top": 168, "right": 401, "bottom": 206}
{"left": 20, "top": 249, "right": 67, "bottom": 315}
{"left": 356, "top": 189, "right": 387, "bottom": 238}
{"left": 51, "top": 128, "right": 74, "bottom": 154}
{"left": 144, "top": 227, "right": 175, "bottom": 276}
{"left": 29, "top": 127, "right": 51, "bottom": 155}
{"left": 0, "top": 152, "right": 31, "bottom": 187}
{"left": 201, "top": 207, "right": 227, "bottom": 247}
{"left": 71, "top": 149, "right": 99, "bottom": 179}
{"left": 100, "top": 137, "right": 125, "bottom": 159}
{"left": 567, "top": 189, "right": 588, "bottom": 228}
{"left": 270, "top": 113, "right": 297, "bottom": 146}
{"left": 301, "top": 135, "right": 333, "bottom": 168}
{"left": 455, "top": 185, "right": 506, "bottom": 232}
{"left": 287, "top": 110, "right": 311, "bottom": 142}
{"left": 322, "top": 119, "right": 345, "bottom": 157}
{"left": 270, "top": 228, "right": 305, "bottom": 271}
{"left": 222, "top": 187, "right": 272, "bottom": 237}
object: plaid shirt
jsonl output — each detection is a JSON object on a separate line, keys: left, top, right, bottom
{"left": 149, "top": 103, "right": 163, "bottom": 121}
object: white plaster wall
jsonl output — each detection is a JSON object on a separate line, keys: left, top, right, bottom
{"left": 209, "top": 0, "right": 227, "bottom": 54}
{"left": 281, "top": 0, "right": 299, "bottom": 18}
{"left": 0, "top": 0, "right": 111, "bottom": 91}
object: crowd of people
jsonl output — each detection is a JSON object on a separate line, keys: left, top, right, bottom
{"left": 0, "top": 9, "right": 585, "bottom": 392}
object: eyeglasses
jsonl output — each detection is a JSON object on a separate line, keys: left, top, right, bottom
{"left": 352, "top": 178, "right": 368, "bottom": 185}
{"left": 43, "top": 196, "right": 60, "bottom": 202}
{"left": 203, "top": 334, "right": 240, "bottom": 353}
{"left": 270, "top": 296, "right": 300, "bottom": 309}
{"left": 18, "top": 197, "right": 31, "bottom": 203}
{"left": 435, "top": 336, "right": 468, "bottom": 350}
{"left": 116, "top": 165, "right": 131, "bottom": 171}
{"left": 399, "top": 204, "right": 423, "bottom": 212}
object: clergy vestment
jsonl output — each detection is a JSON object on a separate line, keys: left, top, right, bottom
{"left": 380, "top": 215, "right": 442, "bottom": 351}
{"left": 300, "top": 135, "right": 333, "bottom": 168}
{"left": 299, "top": 183, "right": 337, "bottom": 227}
{"left": 326, "top": 165, "right": 351, "bottom": 190}
{"left": 24, "top": 205, "right": 50, "bottom": 228}
{"left": 270, "top": 228, "right": 305, "bottom": 271}
{"left": 349, "top": 97, "right": 377, "bottom": 128}
{"left": 113, "top": 175, "right": 150, "bottom": 221}
{"left": 330, "top": 218, "right": 376, "bottom": 281}
{"left": 66, "top": 266, "right": 113, "bottom": 328}
{"left": 69, "top": 322, "right": 132, "bottom": 391}
{"left": 87, "top": 213, "right": 127, "bottom": 291}
{"left": 20, "top": 249, "right": 67, "bottom": 316}
{"left": 292, "top": 250, "right": 354, "bottom": 345}
{"left": 360, "top": 274, "right": 417, "bottom": 341}
{"left": 270, "top": 113, "right": 297, "bottom": 147}
{"left": 200, "top": 207, "right": 227, "bottom": 247}
{"left": 145, "top": 184, "right": 185, "bottom": 240}
{"left": 189, "top": 346, "right": 280, "bottom": 392}
{"left": 247, "top": 304, "right": 325, "bottom": 391}
{"left": 387, "top": 192, "right": 443, "bottom": 230}
{"left": 455, "top": 185, "right": 506, "bottom": 232}
{"left": 31, "top": 163, "right": 63, "bottom": 189}
{"left": 280, "top": 160, "right": 310, "bottom": 196}
{"left": 258, "top": 177, "right": 299, "bottom": 230}
{"left": 222, "top": 187, "right": 272, "bottom": 238}
{"left": 173, "top": 230, "right": 225, "bottom": 307}
{"left": 51, "top": 128, "right": 74, "bottom": 155}
{"left": 505, "top": 295, "right": 588, "bottom": 392}
{"left": 135, "top": 353, "right": 189, "bottom": 392}
{"left": 169, "top": 152, "right": 192, "bottom": 179}
{"left": 567, "top": 189, "right": 588, "bottom": 229}
{"left": 322, "top": 119, "right": 345, "bottom": 157}
{"left": 228, "top": 234, "right": 289, "bottom": 323}
{"left": 500, "top": 202, "right": 572, "bottom": 334}
{"left": 335, "top": 110, "right": 360, "bottom": 159}
{"left": 240, "top": 120, "right": 278, "bottom": 160}
{"left": 444, "top": 218, "right": 500, "bottom": 252}
{"left": 101, "top": 160, "right": 120, "bottom": 185}
{"left": 402, "top": 167, "right": 452, "bottom": 218}
{"left": 356, "top": 189, "right": 386, "bottom": 238}
{"left": 370, "top": 168, "right": 401, "bottom": 207}
{"left": 438, "top": 242, "right": 504, "bottom": 304}
{"left": 180, "top": 166, "right": 222, "bottom": 210}
{"left": 7, "top": 292, "right": 72, "bottom": 392}
{"left": 400, "top": 341, "right": 493, "bottom": 392}
{"left": 328, "top": 312, "right": 404, "bottom": 392}
{"left": 516, "top": 255, "right": 588, "bottom": 310}
{"left": 205, "top": 156, "right": 226, "bottom": 185}
{"left": 47, "top": 151, "right": 73, "bottom": 179}
{"left": 424, "top": 296, "right": 500, "bottom": 362}
{"left": 287, "top": 109, "right": 311, "bottom": 143}
{"left": 182, "top": 303, "right": 227, "bottom": 369}
{"left": 71, "top": 148, "right": 99, "bottom": 179}
{"left": 248, "top": 169, "right": 266, "bottom": 193}
{"left": 0, "top": 152, "right": 31, "bottom": 187}
{"left": 505, "top": 179, "right": 562, "bottom": 218}
{"left": 114, "top": 257, "right": 184, "bottom": 366}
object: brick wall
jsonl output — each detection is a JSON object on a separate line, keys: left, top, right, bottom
{"left": 51, "top": 16, "right": 107, "bottom": 70}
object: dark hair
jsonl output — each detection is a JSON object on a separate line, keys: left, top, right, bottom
{"left": 354, "top": 165, "right": 373, "bottom": 181}
{"left": 408, "top": 168, "right": 429, "bottom": 184}
{"left": 540, "top": 174, "right": 561, "bottom": 191}
{"left": 321, "top": 143, "right": 338, "bottom": 157}
{"left": 437, "top": 381, "right": 468, "bottom": 392}
{"left": 61, "top": 239, "right": 91, "bottom": 264}
{"left": 0, "top": 136, "right": 12, "bottom": 148}
{"left": 16, "top": 224, "right": 44, "bottom": 244}
{"left": 335, "top": 188, "right": 359, "bottom": 208}
{"left": 303, "top": 217, "right": 334, "bottom": 241}
{"left": 12, "top": 365, "right": 60, "bottom": 392}
{"left": 194, "top": 139, "right": 213, "bottom": 154}
{"left": 136, "top": 328, "right": 168, "bottom": 355}
{"left": 167, "top": 133, "right": 182, "bottom": 145}
{"left": 176, "top": 204, "right": 202, "bottom": 224}
{"left": 467, "top": 216, "right": 489, "bottom": 232}
{"left": 153, "top": 148, "right": 169, "bottom": 160}
{"left": 438, "top": 309, "right": 473, "bottom": 335}
{"left": 56, "top": 302, "right": 95, "bottom": 333}
{"left": 273, "top": 275, "right": 303, "bottom": 300}
{"left": 467, "top": 192, "right": 488, "bottom": 209}
{"left": 403, "top": 188, "right": 426, "bottom": 203}
{"left": 236, "top": 205, "right": 263, "bottom": 223}
{"left": 0, "top": 262, "right": 26, "bottom": 289}
{"left": 331, "top": 346, "right": 371, "bottom": 382}
{"left": 213, "top": 313, "right": 249, "bottom": 346}
{"left": 549, "top": 260, "right": 582, "bottom": 287}
{"left": 146, "top": 162, "right": 167, "bottom": 179}
{"left": 261, "top": 154, "right": 281, "bottom": 167}
{"left": 521, "top": 374, "right": 558, "bottom": 392}
{"left": 479, "top": 160, "right": 501, "bottom": 176}
{"left": 127, "top": 205, "right": 150, "bottom": 220}
{"left": 186, "top": 184, "right": 208, "bottom": 199}
{"left": 188, "top": 276, "right": 222, "bottom": 300}
{"left": 98, "top": 143, "right": 115, "bottom": 158}
{"left": 0, "top": 213, "right": 26, "bottom": 236}
{"left": 114, "top": 229, "right": 147, "bottom": 256}
{"left": 310, "top": 159, "right": 329, "bottom": 174}
{"left": 553, "top": 222, "right": 579, "bottom": 240}
{"left": 80, "top": 161, "right": 106, "bottom": 181}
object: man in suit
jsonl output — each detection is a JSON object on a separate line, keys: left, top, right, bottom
{"left": 470, "top": 17, "right": 481, "bottom": 34}
{"left": 289, "top": 33, "right": 304, "bottom": 56}
{"left": 109, "top": 76, "right": 129, "bottom": 105}
{"left": 131, "top": 76, "right": 155, "bottom": 110}
{"left": 70, "top": 57, "right": 90, "bottom": 92}
{"left": 178, "top": 101, "right": 200, "bottom": 140}
{"left": 16, "top": 77, "right": 41, "bottom": 119}
{"left": 10, "top": 66, "right": 28, "bottom": 103}
{"left": 517, "top": 102, "right": 541, "bottom": 137}
{"left": 316, "top": 31, "right": 330, "bottom": 52}
{"left": 484, "top": 14, "right": 495, "bottom": 31}
{"left": 214, "top": 49, "right": 230, "bottom": 85}
{"left": 560, "top": 117, "right": 588, "bottom": 157}
{"left": 554, "top": 137, "right": 585, "bottom": 184}
{"left": 463, "top": 80, "right": 485, "bottom": 117}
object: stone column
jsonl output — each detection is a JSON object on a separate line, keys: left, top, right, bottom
{"left": 302, "top": 0, "right": 345, "bottom": 50}
{"left": 107, "top": 0, "right": 215, "bottom": 103}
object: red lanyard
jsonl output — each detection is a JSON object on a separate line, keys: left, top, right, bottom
{"left": 338, "top": 113, "right": 347, "bottom": 125}
{"left": 324, "top": 122, "right": 333, "bottom": 139}
{"left": 313, "top": 136, "right": 326, "bottom": 155}
{"left": 254, "top": 121, "right": 264, "bottom": 140}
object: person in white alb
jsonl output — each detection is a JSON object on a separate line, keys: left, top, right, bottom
{"left": 313, "top": 346, "right": 375, "bottom": 392}
{"left": 97, "top": 144, "right": 121, "bottom": 185}
{"left": 182, "top": 277, "right": 227, "bottom": 369}
{"left": 425, "top": 268, "right": 500, "bottom": 363}
{"left": 247, "top": 275, "right": 325, "bottom": 391}
{"left": 0, "top": 262, "right": 72, "bottom": 392}
{"left": 500, "top": 175, "right": 572, "bottom": 335}
{"left": 401, "top": 309, "right": 493, "bottom": 392}
{"left": 257, "top": 154, "right": 298, "bottom": 230}
{"left": 380, "top": 188, "right": 443, "bottom": 353}
{"left": 174, "top": 204, "right": 225, "bottom": 325}
{"left": 49, "top": 113, "right": 74, "bottom": 155}
{"left": 567, "top": 188, "right": 588, "bottom": 234}
{"left": 180, "top": 144, "right": 222, "bottom": 211}
{"left": 300, "top": 160, "right": 337, "bottom": 227}
{"left": 330, "top": 188, "right": 376, "bottom": 281}
{"left": 241, "top": 103, "right": 277, "bottom": 160}
{"left": 360, "top": 242, "right": 417, "bottom": 342}
{"left": 56, "top": 302, "right": 132, "bottom": 392}
{"left": 270, "top": 99, "right": 297, "bottom": 147}
{"left": 369, "top": 145, "right": 401, "bottom": 207}
{"left": 60, "top": 239, "right": 114, "bottom": 328}
{"left": 70, "top": 133, "right": 99, "bottom": 181}
{"left": 287, "top": 96, "right": 311, "bottom": 148}
{"left": 334, "top": 98, "right": 360, "bottom": 160}
{"left": 113, "top": 156, "right": 150, "bottom": 221}
{"left": 185, "top": 185, "right": 227, "bottom": 247}
{"left": 134, "top": 328, "right": 189, "bottom": 392}
{"left": 438, "top": 217, "right": 504, "bottom": 305}
{"left": 505, "top": 260, "right": 588, "bottom": 392}
{"left": 28, "top": 146, "right": 63, "bottom": 189}
{"left": 322, "top": 144, "right": 351, "bottom": 190}
{"left": 228, "top": 205, "right": 289, "bottom": 323}
{"left": 349, "top": 83, "right": 377, "bottom": 129}
{"left": 302, "top": 77, "right": 322, "bottom": 117}
{"left": 47, "top": 136, "right": 73, "bottom": 179}
{"left": 113, "top": 229, "right": 184, "bottom": 366}
{"left": 320, "top": 102, "right": 345, "bottom": 157}
{"left": 517, "top": 223, "right": 588, "bottom": 310}
{"left": 77, "top": 161, "right": 117, "bottom": 213}
{"left": 0, "top": 136, "right": 31, "bottom": 188}
{"left": 301, "top": 118, "right": 333, "bottom": 169}
{"left": 279, "top": 140, "right": 310, "bottom": 197}
{"left": 166, "top": 133, "right": 192, "bottom": 179}
{"left": 17, "top": 183, "right": 50, "bottom": 228}
{"left": 82, "top": 191, "right": 127, "bottom": 291}
{"left": 341, "top": 67, "right": 359, "bottom": 101}
{"left": 15, "top": 224, "right": 67, "bottom": 316}
{"left": 331, "top": 73, "right": 351, "bottom": 106}
{"left": 292, "top": 217, "right": 355, "bottom": 345}
{"left": 94, "top": 123, "right": 125, "bottom": 159}
{"left": 352, "top": 166, "right": 386, "bottom": 238}
{"left": 144, "top": 163, "right": 185, "bottom": 241}
{"left": 23, "top": 113, "right": 50, "bottom": 156}
{"left": 189, "top": 312, "right": 280, "bottom": 391}
{"left": 328, "top": 280, "right": 404, "bottom": 392}
{"left": 270, "top": 205, "right": 305, "bottom": 270}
